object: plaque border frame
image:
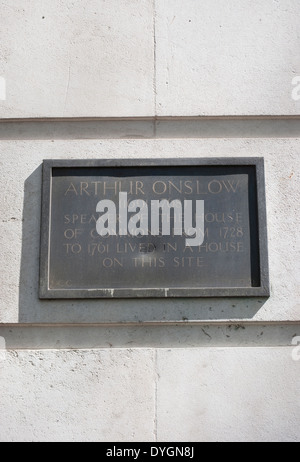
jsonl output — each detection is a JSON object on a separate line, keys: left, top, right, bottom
{"left": 39, "top": 157, "right": 270, "bottom": 299}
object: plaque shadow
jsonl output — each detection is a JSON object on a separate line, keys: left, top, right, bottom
{"left": 19, "top": 166, "right": 266, "bottom": 324}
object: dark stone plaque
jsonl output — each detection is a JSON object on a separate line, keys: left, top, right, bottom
{"left": 39, "top": 158, "right": 269, "bottom": 298}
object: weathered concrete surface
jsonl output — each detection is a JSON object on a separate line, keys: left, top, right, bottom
{"left": 155, "top": 0, "right": 300, "bottom": 116}
{"left": 0, "top": 349, "right": 156, "bottom": 442}
{"left": 0, "top": 324, "right": 299, "bottom": 349}
{"left": 0, "top": 0, "right": 154, "bottom": 118}
{"left": 157, "top": 347, "right": 300, "bottom": 442}
{"left": 0, "top": 0, "right": 300, "bottom": 117}
{"left": 0, "top": 347, "right": 298, "bottom": 442}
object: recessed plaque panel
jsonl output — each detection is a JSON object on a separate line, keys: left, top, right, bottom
{"left": 39, "top": 158, "right": 269, "bottom": 298}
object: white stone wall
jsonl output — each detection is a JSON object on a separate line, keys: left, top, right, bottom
{"left": 0, "top": 0, "right": 299, "bottom": 118}
{"left": 0, "top": 0, "right": 299, "bottom": 442}
{"left": 0, "top": 348, "right": 299, "bottom": 442}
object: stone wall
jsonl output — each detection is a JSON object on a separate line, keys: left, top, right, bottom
{"left": 0, "top": 0, "right": 299, "bottom": 442}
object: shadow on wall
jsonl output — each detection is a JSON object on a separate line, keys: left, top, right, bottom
{"left": 18, "top": 165, "right": 266, "bottom": 323}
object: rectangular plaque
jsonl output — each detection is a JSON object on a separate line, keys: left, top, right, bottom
{"left": 39, "top": 158, "right": 269, "bottom": 298}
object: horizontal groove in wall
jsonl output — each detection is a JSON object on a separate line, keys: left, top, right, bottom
{"left": 0, "top": 116, "right": 299, "bottom": 140}
{"left": 0, "top": 323, "right": 299, "bottom": 349}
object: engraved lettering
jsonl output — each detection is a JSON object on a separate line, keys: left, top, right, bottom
{"left": 64, "top": 182, "right": 78, "bottom": 195}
